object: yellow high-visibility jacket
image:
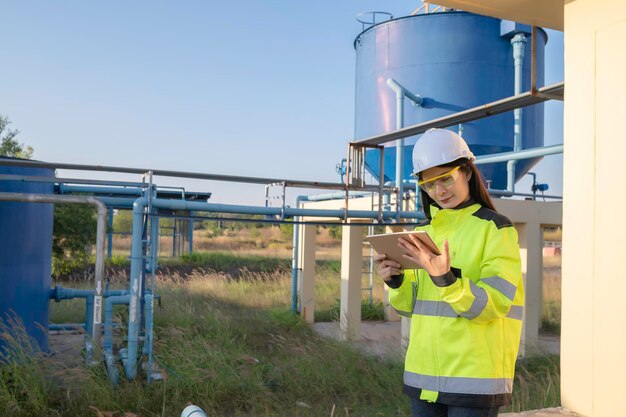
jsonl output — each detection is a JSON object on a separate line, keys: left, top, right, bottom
{"left": 386, "top": 202, "right": 524, "bottom": 407}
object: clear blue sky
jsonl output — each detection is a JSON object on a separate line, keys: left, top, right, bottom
{"left": 0, "top": 1, "right": 563, "bottom": 205}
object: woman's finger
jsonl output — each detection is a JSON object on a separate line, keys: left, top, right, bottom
{"left": 382, "top": 259, "right": 402, "bottom": 269}
{"left": 373, "top": 253, "right": 386, "bottom": 263}
{"left": 398, "top": 238, "right": 421, "bottom": 254}
{"left": 380, "top": 265, "right": 402, "bottom": 278}
{"left": 401, "top": 253, "right": 425, "bottom": 268}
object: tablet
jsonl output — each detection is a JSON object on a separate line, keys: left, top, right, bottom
{"left": 365, "top": 231, "right": 441, "bottom": 270}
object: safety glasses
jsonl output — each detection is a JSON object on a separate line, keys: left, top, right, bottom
{"left": 417, "top": 166, "right": 461, "bottom": 193}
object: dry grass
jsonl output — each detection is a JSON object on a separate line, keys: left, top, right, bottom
{"left": 542, "top": 254, "right": 561, "bottom": 334}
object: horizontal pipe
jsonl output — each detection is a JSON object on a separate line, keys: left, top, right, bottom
{"left": 487, "top": 189, "right": 562, "bottom": 200}
{"left": 95, "top": 197, "right": 137, "bottom": 208}
{"left": 147, "top": 198, "right": 421, "bottom": 220}
{"left": 49, "top": 323, "right": 85, "bottom": 331}
{"left": 0, "top": 174, "right": 147, "bottom": 188}
{"left": 353, "top": 82, "right": 564, "bottom": 146}
{"left": 302, "top": 191, "right": 374, "bottom": 202}
{"left": 475, "top": 144, "right": 563, "bottom": 165}
{"left": 49, "top": 286, "right": 129, "bottom": 301}
{"left": 60, "top": 184, "right": 144, "bottom": 196}
{"left": 0, "top": 159, "right": 392, "bottom": 192}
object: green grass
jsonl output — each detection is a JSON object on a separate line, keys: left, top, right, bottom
{"left": 541, "top": 301, "right": 561, "bottom": 335}
{"left": 315, "top": 299, "right": 385, "bottom": 322}
{"left": 504, "top": 355, "right": 560, "bottom": 413}
{"left": 27, "top": 274, "right": 409, "bottom": 416}
{"left": 3, "top": 257, "right": 561, "bottom": 416}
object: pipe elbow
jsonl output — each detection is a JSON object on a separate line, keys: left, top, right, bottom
{"left": 386, "top": 78, "right": 403, "bottom": 95}
{"left": 132, "top": 197, "right": 148, "bottom": 213}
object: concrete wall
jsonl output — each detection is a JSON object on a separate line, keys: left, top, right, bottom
{"left": 561, "top": 1, "right": 626, "bottom": 415}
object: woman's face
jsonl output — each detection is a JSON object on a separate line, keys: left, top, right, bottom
{"left": 420, "top": 165, "right": 471, "bottom": 209}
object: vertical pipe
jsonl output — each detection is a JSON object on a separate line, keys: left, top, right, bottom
{"left": 344, "top": 143, "right": 352, "bottom": 223}
{"left": 189, "top": 210, "right": 194, "bottom": 254}
{"left": 509, "top": 33, "right": 527, "bottom": 193}
{"left": 149, "top": 214, "right": 159, "bottom": 278}
{"left": 530, "top": 26, "right": 537, "bottom": 93}
{"left": 144, "top": 293, "right": 154, "bottom": 382}
{"left": 172, "top": 220, "right": 177, "bottom": 257}
{"left": 126, "top": 197, "right": 148, "bottom": 380}
{"left": 368, "top": 224, "right": 374, "bottom": 305}
{"left": 378, "top": 146, "right": 384, "bottom": 222}
{"left": 85, "top": 295, "right": 94, "bottom": 337}
{"left": 90, "top": 201, "right": 107, "bottom": 357}
{"left": 386, "top": 78, "right": 421, "bottom": 219}
{"left": 394, "top": 90, "right": 405, "bottom": 217}
{"left": 291, "top": 197, "right": 304, "bottom": 313}
{"left": 107, "top": 208, "right": 114, "bottom": 259}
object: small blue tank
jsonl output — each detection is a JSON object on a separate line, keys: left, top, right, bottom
{"left": 0, "top": 158, "right": 54, "bottom": 353}
{"left": 354, "top": 11, "right": 547, "bottom": 189}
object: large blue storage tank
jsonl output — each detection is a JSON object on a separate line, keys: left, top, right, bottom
{"left": 355, "top": 11, "right": 547, "bottom": 190}
{"left": 0, "top": 158, "right": 55, "bottom": 353}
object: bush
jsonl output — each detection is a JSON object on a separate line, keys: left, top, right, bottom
{"left": 52, "top": 204, "right": 97, "bottom": 278}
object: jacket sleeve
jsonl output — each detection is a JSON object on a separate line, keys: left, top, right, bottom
{"left": 386, "top": 269, "right": 418, "bottom": 318}
{"left": 434, "top": 224, "right": 523, "bottom": 323}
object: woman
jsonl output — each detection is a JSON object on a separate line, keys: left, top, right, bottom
{"left": 375, "top": 128, "right": 524, "bottom": 417}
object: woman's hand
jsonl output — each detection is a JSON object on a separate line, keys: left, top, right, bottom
{"left": 398, "top": 236, "right": 450, "bottom": 277}
{"left": 374, "top": 253, "right": 403, "bottom": 280}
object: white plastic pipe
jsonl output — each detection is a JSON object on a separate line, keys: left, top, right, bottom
{"left": 509, "top": 33, "right": 527, "bottom": 192}
{"left": 386, "top": 79, "right": 422, "bottom": 216}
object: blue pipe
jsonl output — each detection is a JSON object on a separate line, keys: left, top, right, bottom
{"left": 49, "top": 323, "right": 85, "bottom": 331}
{"left": 49, "top": 286, "right": 129, "bottom": 339}
{"left": 143, "top": 198, "right": 421, "bottom": 219}
{"left": 94, "top": 196, "right": 137, "bottom": 209}
{"left": 49, "top": 286, "right": 128, "bottom": 301}
{"left": 189, "top": 211, "right": 194, "bottom": 254}
{"left": 104, "top": 285, "right": 130, "bottom": 388}
{"left": 107, "top": 208, "right": 114, "bottom": 259}
{"left": 126, "top": 197, "right": 149, "bottom": 380}
{"left": 59, "top": 184, "right": 144, "bottom": 196}
{"left": 144, "top": 293, "right": 155, "bottom": 382}
{"left": 125, "top": 196, "right": 423, "bottom": 379}
{"left": 104, "top": 350, "right": 119, "bottom": 386}
{"left": 85, "top": 295, "right": 94, "bottom": 336}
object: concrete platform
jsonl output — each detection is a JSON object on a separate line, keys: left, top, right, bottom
{"left": 501, "top": 408, "right": 581, "bottom": 417}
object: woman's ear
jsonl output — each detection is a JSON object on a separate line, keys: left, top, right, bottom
{"left": 464, "top": 167, "right": 472, "bottom": 182}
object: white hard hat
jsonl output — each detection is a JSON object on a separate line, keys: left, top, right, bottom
{"left": 412, "top": 128, "right": 475, "bottom": 174}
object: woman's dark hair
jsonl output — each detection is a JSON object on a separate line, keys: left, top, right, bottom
{"left": 418, "top": 158, "right": 496, "bottom": 220}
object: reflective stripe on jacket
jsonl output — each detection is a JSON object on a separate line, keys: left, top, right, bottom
{"left": 388, "top": 202, "right": 524, "bottom": 408}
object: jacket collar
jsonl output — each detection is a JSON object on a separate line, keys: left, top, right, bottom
{"left": 429, "top": 199, "right": 479, "bottom": 220}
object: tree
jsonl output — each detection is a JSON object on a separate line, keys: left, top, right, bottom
{"left": 0, "top": 114, "right": 96, "bottom": 276}
{"left": 0, "top": 115, "right": 33, "bottom": 159}
{"left": 52, "top": 204, "right": 97, "bottom": 277}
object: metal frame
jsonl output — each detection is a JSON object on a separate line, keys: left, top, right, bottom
{"left": 352, "top": 81, "right": 564, "bottom": 147}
